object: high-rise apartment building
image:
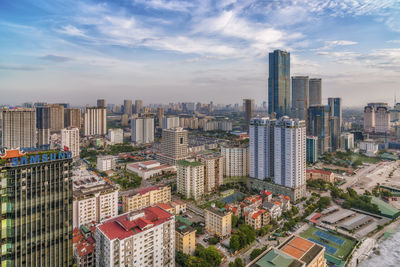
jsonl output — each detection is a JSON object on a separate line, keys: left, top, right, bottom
{"left": 61, "top": 127, "right": 80, "bottom": 158}
{"left": 36, "top": 106, "right": 51, "bottom": 148}
{"left": 131, "top": 117, "right": 154, "bottom": 144}
{"left": 221, "top": 144, "right": 249, "bottom": 177}
{"left": 134, "top": 99, "right": 143, "bottom": 114}
{"left": 97, "top": 99, "right": 106, "bottom": 108}
{"left": 96, "top": 155, "right": 117, "bottom": 172}
{"left": 158, "top": 127, "right": 188, "bottom": 165}
{"left": 73, "top": 183, "right": 118, "bottom": 228}
{"left": 249, "top": 117, "right": 276, "bottom": 180}
{"left": 1, "top": 107, "right": 36, "bottom": 149}
{"left": 309, "top": 78, "right": 322, "bottom": 106}
{"left": 123, "top": 99, "right": 133, "bottom": 115}
{"left": 306, "top": 136, "right": 318, "bottom": 163}
{"left": 196, "top": 152, "right": 224, "bottom": 192}
{"left": 177, "top": 159, "right": 205, "bottom": 200}
{"left": 243, "top": 99, "right": 254, "bottom": 131}
{"left": 108, "top": 128, "right": 123, "bottom": 144}
{"left": 64, "top": 108, "right": 81, "bottom": 129}
{"left": 0, "top": 150, "right": 73, "bottom": 266}
{"left": 364, "top": 103, "right": 390, "bottom": 133}
{"left": 83, "top": 107, "right": 107, "bottom": 136}
{"left": 340, "top": 132, "right": 354, "bottom": 151}
{"left": 274, "top": 117, "right": 306, "bottom": 189}
{"left": 307, "top": 105, "right": 331, "bottom": 154}
{"left": 95, "top": 206, "right": 175, "bottom": 267}
{"left": 205, "top": 206, "right": 232, "bottom": 238}
{"left": 292, "top": 76, "right": 309, "bottom": 121}
{"left": 268, "top": 50, "right": 290, "bottom": 118}
{"left": 157, "top": 107, "right": 164, "bottom": 128}
{"left": 162, "top": 116, "right": 180, "bottom": 129}
{"left": 122, "top": 185, "right": 171, "bottom": 212}
{"left": 49, "top": 104, "right": 65, "bottom": 132}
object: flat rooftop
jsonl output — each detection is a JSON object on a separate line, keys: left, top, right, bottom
{"left": 250, "top": 248, "right": 304, "bottom": 267}
{"left": 278, "top": 236, "right": 324, "bottom": 265}
{"left": 340, "top": 214, "right": 373, "bottom": 231}
{"left": 322, "top": 210, "right": 356, "bottom": 224}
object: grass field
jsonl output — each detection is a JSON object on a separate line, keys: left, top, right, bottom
{"left": 300, "top": 226, "right": 356, "bottom": 260}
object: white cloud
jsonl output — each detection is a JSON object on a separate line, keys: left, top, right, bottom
{"left": 59, "top": 25, "right": 86, "bottom": 37}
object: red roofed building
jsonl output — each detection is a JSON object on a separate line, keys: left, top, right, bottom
{"left": 73, "top": 227, "right": 96, "bottom": 267}
{"left": 95, "top": 206, "right": 175, "bottom": 267}
{"left": 244, "top": 195, "right": 263, "bottom": 207}
{"left": 245, "top": 208, "right": 271, "bottom": 229}
{"left": 306, "top": 169, "right": 334, "bottom": 183}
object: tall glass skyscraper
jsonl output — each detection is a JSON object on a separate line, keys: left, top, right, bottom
{"left": 268, "top": 50, "right": 290, "bottom": 118}
{"left": 307, "top": 105, "right": 331, "bottom": 154}
{"left": 328, "top": 98, "right": 342, "bottom": 151}
{"left": 291, "top": 76, "right": 309, "bottom": 121}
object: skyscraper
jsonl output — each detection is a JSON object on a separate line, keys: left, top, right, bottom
{"left": 274, "top": 117, "right": 306, "bottom": 188}
{"left": 306, "top": 136, "right": 318, "bottom": 163}
{"left": 158, "top": 127, "right": 188, "bottom": 165}
{"left": 123, "top": 99, "right": 133, "bottom": 115}
{"left": 97, "top": 99, "right": 106, "bottom": 108}
{"left": 292, "top": 76, "right": 309, "bottom": 121}
{"left": 157, "top": 107, "right": 164, "bottom": 128}
{"left": 48, "top": 104, "right": 65, "bottom": 132}
{"left": 83, "top": 107, "right": 107, "bottom": 136}
{"left": 61, "top": 127, "right": 80, "bottom": 158}
{"left": 134, "top": 99, "right": 143, "bottom": 114}
{"left": 130, "top": 117, "right": 154, "bottom": 144}
{"left": 0, "top": 150, "right": 73, "bottom": 266}
{"left": 64, "top": 108, "right": 81, "bottom": 129}
{"left": 364, "top": 103, "right": 390, "bottom": 133}
{"left": 268, "top": 50, "right": 290, "bottom": 118}
{"left": 36, "top": 106, "right": 51, "bottom": 148}
{"left": 307, "top": 105, "right": 331, "bottom": 154}
{"left": 328, "top": 97, "right": 342, "bottom": 151}
{"left": 309, "top": 78, "right": 322, "bottom": 106}
{"left": 243, "top": 99, "right": 254, "bottom": 131}
{"left": 162, "top": 116, "right": 180, "bottom": 129}
{"left": 249, "top": 117, "right": 276, "bottom": 180}
{"left": 1, "top": 108, "right": 36, "bottom": 149}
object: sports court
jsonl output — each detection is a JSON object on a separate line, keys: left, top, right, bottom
{"left": 308, "top": 238, "right": 338, "bottom": 254}
{"left": 314, "top": 230, "right": 345, "bottom": 245}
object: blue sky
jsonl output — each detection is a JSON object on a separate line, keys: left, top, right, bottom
{"left": 0, "top": 0, "right": 400, "bottom": 107}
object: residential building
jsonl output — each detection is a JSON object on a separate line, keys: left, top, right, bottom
{"left": 83, "top": 107, "right": 107, "bottom": 136}
{"left": 175, "top": 221, "right": 196, "bottom": 255}
{"left": 61, "top": 127, "right": 80, "bottom": 158}
{"left": 177, "top": 159, "right": 204, "bottom": 200}
{"left": 243, "top": 98, "right": 254, "bottom": 131}
{"left": 108, "top": 128, "right": 124, "bottom": 144}
{"left": 203, "top": 120, "right": 233, "bottom": 132}
{"left": 126, "top": 160, "right": 175, "bottom": 180}
{"left": 36, "top": 106, "right": 51, "bottom": 148}
{"left": 292, "top": 76, "right": 309, "bottom": 121}
{"left": 169, "top": 200, "right": 187, "bottom": 215}
{"left": 65, "top": 108, "right": 82, "bottom": 129}
{"left": 309, "top": 78, "right": 322, "bottom": 106}
{"left": 96, "top": 155, "right": 117, "bottom": 172}
{"left": 97, "top": 99, "right": 106, "bottom": 108}
{"left": 307, "top": 105, "right": 331, "bottom": 154}
{"left": 73, "top": 183, "right": 118, "bottom": 228}
{"left": 162, "top": 116, "right": 180, "bottom": 129}
{"left": 123, "top": 99, "right": 133, "bottom": 115}
{"left": 340, "top": 132, "right": 354, "bottom": 151}
{"left": 49, "top": 103, "right": 65, "bottom": 132}
{"left": 0, "top": 150, "right": 73, "bottom": 266}
{"left": 121, "top": 113, "right": 129, "bottom": 127}
{"left": 122, "top": 186, "right": 171, "bottom": 212}
{"left": 158, "top": 127, "right": 188, "bottom": 165}
{"left": 131, "top": 117, "right": 154, "bottom": 144}
{"left": 364, "top": 103, "right": 390, "bottom": 133}
{"left": 249, "top": 117, "right": 275, "bottom": 180}
{"left": 221, "top": 143, "right": 249, "bottom": 177}
{"left": 245, "top": 209, "right": 270, "bottom": 230}
{"left": 196, "top": 152, "right": 224, "bottom": 192}
{"left": 274, "top": 117, "right": 306, "bottom": 189}
{"left": 205, "top": 206, "right": 232, "bottom": 237}
{"left": 306, "top": 136, "right": 318, "bottom": 163}
{"left": 135, "top": 99, "right": 143, "bottom": 114}
{"left": 306, "top": 169, "right": 334, "bottom": 183}
{"left": 95, "top": 206, "right": 175, "bottom": 267}
{"left": 73, "top": 228, "right": 96, "bottom": 267}
{"left": 157, "top": 107, "right": 164, "bottom": 128}
{"left": 359, "top": 139, "right": 379, "bottom": 156}
{"left": 1, "top": 107, "right": 36, "bottom": 149}
{"left": 268, "top": 49, "right": 290, "bottom": 118}
{"left": 262, "top": 201, "right": 282, "bottom": 220}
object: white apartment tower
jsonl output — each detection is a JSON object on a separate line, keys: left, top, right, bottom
{"left": 177, "top": 160, "right": 205, "bottom": 200}
{"left": 364, "top": 103, "right": 390, "bottom": 133}
{"left": 249, "top": 117, "right": 275, "bottom": 180}
{"left": 131, "top": 117, "right": 154, "bottom": 144}
{"left": 108, "top": 128, "right": 124, "bottom": 144}
{"left": 221, "top": 144, "right": 249, "bottom": 177}
{"left": 83, "top": 107, "right": 107, "bottom": 136}
{"left": 197, "top": 153, "right": 224, "bottom": 192}
{"left": 274, "top": 117, "right": 306, "bottom": 188}
{"left": 162, "top": 116, "right": 180, "bottom": 129}
{"left": 61, "top": 127, "right": 80, "bottom": 158}
{"left": 1, "top": 108, "right": 36, "bottom": 149}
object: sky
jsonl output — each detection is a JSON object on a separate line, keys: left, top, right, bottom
{"left": 0, "top": 0, "right": 400, "bottom": 107}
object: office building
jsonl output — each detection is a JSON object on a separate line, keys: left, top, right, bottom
{"left": 221, "top": 144, "right": 249, "bottom": 177}
{"left": 0, "top": 150, "right": 73, "bottom": 266}
{"left": 162, "top": 116, "right": 180, "bottom": 129}
{"left": 268, "top": 50, "right": 290, "bottom": 118}
{"left": 328, "top": 97, "right": 342, "bottom": 150}
{"left": 1, "top": 107, "right": 36, "bottom": 149}
{"left": 61, "top": 127, "right": 80, "bottom": 158}
{"left": 97, "top": 99, "right": 106, "bottom": 108}
{"left": 175, "top": 221, "right": 196, "bottom": 255}
{"left": 205, "top": 206, "right": 232, "bottom": 237}
{"left": 135, "top": 99, "right": 143, "bottom": 114}
{"left": 122, "top": 185, "right": 171, "bottom": 212}
{"left": 340, "top": 132, "right": 354, "bottom": 151}
{"left": 309, "top": 78, "right": 322, "bottom": 106}
{"left": 249, "top": 117, "right": 275, "bottom": 180}
{"left": 364, "top": 103, "right": 390, "bottom": 133}
{"left": 131, "top": 117, "right": 154, "bottom": 144}
{"left": 306, "top": 136, "right": 318, "bottom": 163}
{"left": 157, "top": 107, "right": 164, "bottom": 128}
{"left": 96, "top": 155, "right": 117, "bottom": 172}
{"left": 73, "top": 183, "right": 118, "bottom": 228}
{"left": 274, "top": 117, "right": 306, "bottom": 188}
{"left": 65, "top": 108, "right": 82, "bottom": 129}
{"left": 83, "top": 107, "right": 107, "bottom": 136}
{"left": 158, "top": 127, "right": 188, "bottom": 165}
{"left": 36, "top": 106, "right": 51, "bottom": 148}
{"left": 307, "top": 105, "right": 331, "bottom": 154}
{"left": 243, "top": 99, "right": 254, "bottom": 131}
{"left": 177, "top": 159, "right": 205, "bottom": 200}
{"left": 123, "top": 99, "right": 133, "bottom": 115}
{"left": 108, "top": 128, "right": 123, "bottom": 144}
{"left": 95, "top": 206, "right": 175, "bottom": 267}
{"left": 292, "top": 76, "right": 309, "bottom": 120}
{"left": 196, "top": 152, "right": 224, "bottom": 192}
{"left": 121, "top": 113, "right": 129, "bottom": 127}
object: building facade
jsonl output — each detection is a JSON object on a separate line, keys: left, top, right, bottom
{"left": 96, "top": 155, "right": 117, "bottom": 172}
{"left": 306, "top": 136, "right": 318, "bottom": 163}
{"left": 177, "top": 160, "right": 204, "bottom": 200}
{"left": 83, "top": 107, "right": 107, "bottom": 136}
{"left": 122, "top": 186, "right": 171, "bottom": 212}
{"left": 158, "top": 127, "right": 188, "bottom": 165}
{"left": 64, "top": 108, "right": 82, "bottom": 129}
{"left": 307, "top": 105, "right": 331, "bottom": 154}
{"left": 205, "top": 206, "right": 232, "bottom": 237}
{"left": 292, "top": 76, "right": 309, "bottom": 121}
{"left": 364, "top": 103, "right": 390, "bottom": 133}
{"left": 108, "top": 128, "right": 124, "bottom": 144}
{"left": 1, "top": 107, "right": 36, "bottom": 149}
{"left": 243, "top": 99, "right": 254, "bottom": 131}
{"left": 221, "top": 144, "right": 249, "bottom": 178}
{"left": 175, "top": 221, "right": 196, "bottom": 255}
{"left": 340, "top": 132, "right": 354, "bottom": 151}
{"left": 196, "top": 153, "right": 224, "bottom": 193}
{"left": 131, "top": 117, "right": 154, "bottom": 144}
{"left": 49, "top": 104, "right": 65, "bottom": 132}
{"left": 162, "top": 116, "right": 180, "bottom": 130}
{"left": 309, "top": 78, "right": 322, "bottom": 106}
{"left": 328, "top": 97, "right": 342, "bottom": 151}
{"left": 123, "top": 99, "right": 133, "bottom": 115}
{"left": 36, "top": 106, "right": 51, "bottom": 148}
{"left": 61, "top": 127, "right": 80, "bottom": 158}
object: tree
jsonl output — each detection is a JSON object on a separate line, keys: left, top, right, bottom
{"left": 195, "top": 245, "right": 223, "bottom": 267}
{"left": 230, "top": 234, "right": 241, "bottom": 252}
{"left": 232, "top": 215, "right": 239, "bottom": 228}
{"left": 229, "top": 258, "right": 244, "bottom": 267}
{"left": 250, "top": 248, "right": 264, "bottom": 261}
{"left": 317, "top": 196, "right": 331, "bottom": 210}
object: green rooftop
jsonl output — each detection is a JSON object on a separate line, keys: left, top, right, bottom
{"left": 177, "top": 160, "right": 203, "bottom": 167}
{"left": 371, "top": 196, "right": 400, "bottom": 219}
{"left": 251, "top": 248, "right": 303, "bottom": 267}
{"left": 176, "top": 215, "right": 193, "bottom": 226}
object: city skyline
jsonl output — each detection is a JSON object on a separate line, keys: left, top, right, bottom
{"left": 1, "top": 0, "right": 400, "bottom": 106}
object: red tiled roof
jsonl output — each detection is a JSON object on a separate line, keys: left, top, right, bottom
{"left": 76, "top": 241, "right": 95, "bottom": 257}
{"left": 284, "top": 196, "right": 290, "bottom": 201}
{"left": 266, "top": 191, "right": 272, "bottom": 196}
{"left": 157, "top": 203, "right": 173, "bottom": 210}
{"left": 252, "top": 209, "right": 266, "bottom": 219}
{"left": 307, "top": 169, "right": 333, "bottom": 175}
{"left": 0, "top": 149, "right": 25, "bottom": 159}
{"left": 274, "top": 201, "right": 281, "bottom": 206}
{"left": 73, "top": 234, "right": 84, "bottom": 244}
{"left": 136, "top": 186, "right": 159, "bottom": 195}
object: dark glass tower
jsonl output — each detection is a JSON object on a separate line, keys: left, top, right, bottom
{"left": 307, "top": 105, "right": 331, "bottom": 154}
{"left": 268, "top": 50, "right": 290, "bottom": 118}
{"left": 328, "top": 98, "right": 342, "bottom": 151}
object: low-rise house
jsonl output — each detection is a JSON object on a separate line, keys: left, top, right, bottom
{"left": 245, "top": 209, "right": 271, "bottom": 230}
{"left": 263, "top": 201, "right": 282, "bottom": 220}
{"left": 306, "top": 169, "right": 335, "bottom": 183}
